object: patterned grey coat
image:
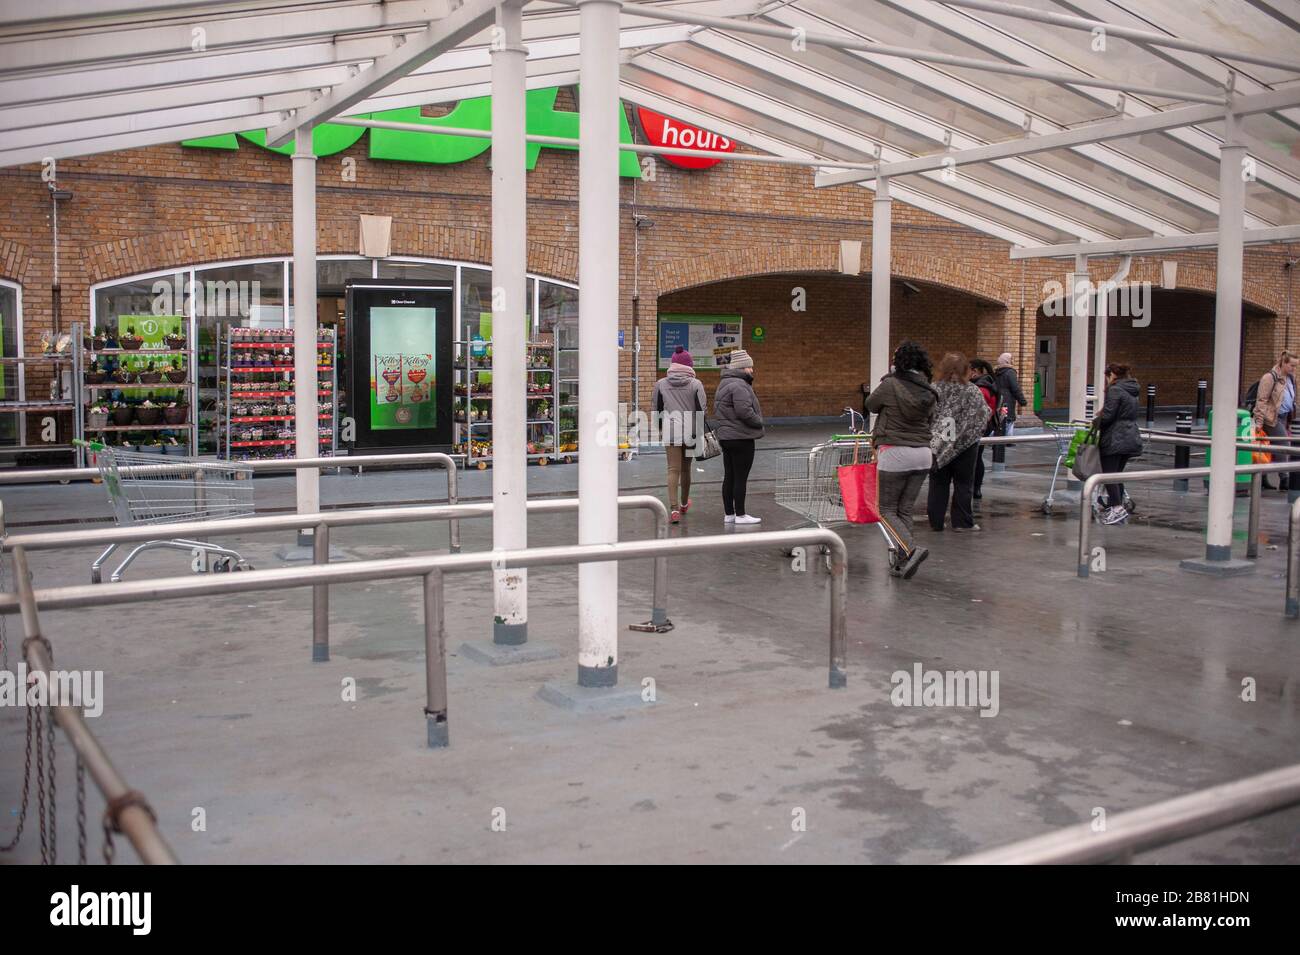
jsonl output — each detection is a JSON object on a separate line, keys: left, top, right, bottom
{"left": 929, "top": 380, "right": 992, "bottom": 468}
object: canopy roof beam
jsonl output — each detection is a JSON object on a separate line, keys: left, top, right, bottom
{"left": 1009, "top": 223, "right": 1300, "bottom": 259}
{"left": 263, "top": 0, "right": 499, "bottom": 147}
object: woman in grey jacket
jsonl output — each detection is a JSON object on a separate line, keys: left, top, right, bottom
{"left": 865, "top": 340, "right": 937, "bottom": 579}
{"left": 652, "top": 346, "right": 708, "bottom": 522}
{"left": 713, "top": 349, "right": 764, "bottom": 525}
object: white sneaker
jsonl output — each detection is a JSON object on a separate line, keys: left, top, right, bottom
{"left": 734, "top": 514, "right": 762, "bottom": 525}
{"left": 724, "top": 514, "right": 735, "bottom": 524}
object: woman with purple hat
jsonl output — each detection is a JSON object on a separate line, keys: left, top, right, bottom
{"left": 653, "top": 345, "right": 707, "bottom": 523}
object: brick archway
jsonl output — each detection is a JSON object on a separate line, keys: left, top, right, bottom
{"left": 655, "top": 241, "right": 1010, "bottom": 306}
{"left": 81, "top": 219, "right": 578, "bottom": 285}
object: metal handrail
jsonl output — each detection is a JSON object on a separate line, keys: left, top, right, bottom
{"left": 9, "top": 547, "right": 178, "bottom": 864}
{"left": 2, "top": 528, "right": 849, "bottom": 748}
{"left": 2, "top": 495, "right": 671, "bottom": 661}
{"left": 1076, "top": 459, "right": 1300, "bottom": 578}
{"left": 950, "top": 762, "right": 1300, "bottom": 864}
{"left": 0, "top": 451, "right": 463, "bottom": 552}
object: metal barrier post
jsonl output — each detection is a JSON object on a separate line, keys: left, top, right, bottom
{"left": 312, "top": 522, "right": 330, "bottom": 662}
{"left": 424, "top": 569, "right": 449, "bottom": 748}
{"left": 1287, "top": 496, "right": 1300, "bottom": 618}
{"left": 1194, "top": 379, "right": 1208, "bottom": 427}
{"left": 1174, "top": 413, "right": 1192, "bottom": 492}
{"left": 1247, "top": 472, "right": 1262, "bottom": 560}
{"left": 1145, "top": 384, "right": 1156, "bottom": 427}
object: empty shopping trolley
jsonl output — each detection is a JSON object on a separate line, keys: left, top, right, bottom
{"left": 77, "top": 440, "right": 255, "bottom": 582}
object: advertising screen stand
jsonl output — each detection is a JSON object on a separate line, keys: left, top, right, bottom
{"left": 345, "top": 281, "right": 454, "bottom": 452}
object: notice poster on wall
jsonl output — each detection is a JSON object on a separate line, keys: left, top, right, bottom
{"left": 369, "top": 306, "right": 437, "bottom": 430}
{"left": 657, "top": 313, "right": 743, "bottom": 370}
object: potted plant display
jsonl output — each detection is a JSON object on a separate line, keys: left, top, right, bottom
{"left": 140, "top": 438, "right": 165, "bottom": 455}
{"left": 138, "top": 361, "right": 162, "bottom": 384}
{"left": 91, "top": 331, "right": 106, "bottom": 352}
{"left": 87, "top": 404, "right": 110, "bottom": 429}
{"left": 164, "top": 362, "right": 187, "bottom": 384}
{"left": 161, "top": 436, "right": 187, "bottom": 456}
{"left": 163, "top": 332, "right": 186, "bottom": 350}
{"left": 84, "top": 359, "right": 106, "bottom": 385}
{"left": 111, "top": 402, "right": 134, "bottom": 427}
{"left": 135, "top": 399, "right": 162, "bottom": 425}
{"left": 119, "top": 326, "right": 144, "bottom": 350}
{"left": 110, "top": 364, "right": 131, "bottom": 385}
{"left": 163, "top": 401, "right": 188, "bottom": 425}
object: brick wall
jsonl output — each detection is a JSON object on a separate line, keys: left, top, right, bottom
{"left": 658, "top": 273, "right": 1000, "bottom": 417}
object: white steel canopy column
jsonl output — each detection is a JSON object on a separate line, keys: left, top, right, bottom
{"left": 1068, "top": 254, "right": 1090, "bottom": 423}
{"left": 576, "top": 0, "right": 621, "bottom": 687}
{"left": 292, "top": 127, "right": 320, "bottom": 525}
{"left": 490, "top": 0, "right": 529, "bottom": 645}
{"left": 1203, "top": 110, "right": 1249, "bottom": 565}
{"left": 870, "top": 177, "right": 892, "bottom": 388}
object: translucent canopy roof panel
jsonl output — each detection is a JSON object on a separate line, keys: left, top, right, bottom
{"left": 2, "top": 0, "right": 1298, "bottom": 253}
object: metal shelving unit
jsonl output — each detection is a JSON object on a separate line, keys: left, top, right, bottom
{"left": 217, "top": 326, "right": 338, "bottom": 460}
{"left": 452, "top": 338, "right": 557, "bottom": 469}
{"left": 81, "top": 336, "right": 197, "bottom": 459}
{"left": 0, "top": 325, "right": 83, "bottom": 464}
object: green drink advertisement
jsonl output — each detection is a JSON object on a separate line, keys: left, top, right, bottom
{"left": 369, "top": 306, "right": 437, "bottom": 430}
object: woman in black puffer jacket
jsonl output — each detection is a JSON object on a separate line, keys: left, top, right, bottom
{"left": 1093, "top": 362, "right": 1142, "bottom": 525}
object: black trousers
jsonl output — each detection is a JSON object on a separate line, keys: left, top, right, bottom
{"left": 1100, "top": 452, "right": 1131, "bottom": 507}
{"left": 720, "top": 438, "right": 756, "bottom": 516}
{"left": 973, "top": 445, "right": 986, "bottom": 496}
{"left": 928, "top": 441, "right": 980, "bottom": 530}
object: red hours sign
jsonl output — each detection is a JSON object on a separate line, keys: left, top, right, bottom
{"left": 635, "top": 106, "right": 734, "bottom": 170}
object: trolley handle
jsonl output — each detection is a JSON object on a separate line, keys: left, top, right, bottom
{"left": 842, "top": 407, "right": 865, "bottom": 434}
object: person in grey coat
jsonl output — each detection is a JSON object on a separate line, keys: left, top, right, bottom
{"left": 1092, "top": 361, "right": 1142, "bottom": 525}
{"left": 653, "top": 346, "right": 708, "bottom": 522}
{"left": 713, "top": 349, "right": 764, "bottom": 525}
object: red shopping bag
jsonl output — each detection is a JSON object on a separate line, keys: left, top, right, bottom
{"left": 837, "top": 451, "right": 880, "bottom": 524}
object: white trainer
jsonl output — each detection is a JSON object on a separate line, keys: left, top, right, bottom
{"left": 724, "top": 514, "right": 736, "bottom": 524}
{"left": 734, "top": 514, "right": 762, "bottom": 525}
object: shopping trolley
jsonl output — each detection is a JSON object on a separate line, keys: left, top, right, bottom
{"left": 774, "top": 409, "right": 901, "bottom": 572}
{"left": 1039, "top": 421, "right": 1138, "bottom": 518}
{"left": 77, "top": 440, "right": 255, "bottom": 583}
{"left": 1040, "top": 421, "right": 1086, "bottom": 514}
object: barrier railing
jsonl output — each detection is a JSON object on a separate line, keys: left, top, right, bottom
{"left": 0, "top": 451, "right": 463, "bottom": 553}
{"left": 950, "top": 762, "right": 1300, "bottom": 864}
{"left": 1076, "top": 460, "right": 1300, "bottom": 578}
{"left": 7, "top": 547, "right": 178, "bottom": 864}
{"left": 0, "top": 528, "right": 848, "bottom": 747}
{"left": 2, "top": 495, "right": 671, "bottom": 661}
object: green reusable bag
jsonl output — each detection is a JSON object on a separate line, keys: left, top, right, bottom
{"left": 1064, "top": 426, "right": 1092, "bottom": 469}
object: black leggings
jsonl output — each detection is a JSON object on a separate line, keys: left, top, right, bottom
{"left": 721, "top": 438, "right": 756, "bottom": 516}
{"left": 1100, "top": 452, "right": 1131, "bottom": 507}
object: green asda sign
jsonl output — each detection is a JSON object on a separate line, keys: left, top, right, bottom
{"left": 183, "top": 86, "right": 643, "bottom": 178}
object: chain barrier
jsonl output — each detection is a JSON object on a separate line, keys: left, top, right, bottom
{"left": 46, "top": 707, "right": 57, "bottom": 864}
{"left": 77, "top": 754, "right": 87, "bottom": 865}
{"left": 35, "top": 703, "right": 46, "bottom": 863}
{"left": 0, "top": 704, "right": 33, "bottom": 853}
